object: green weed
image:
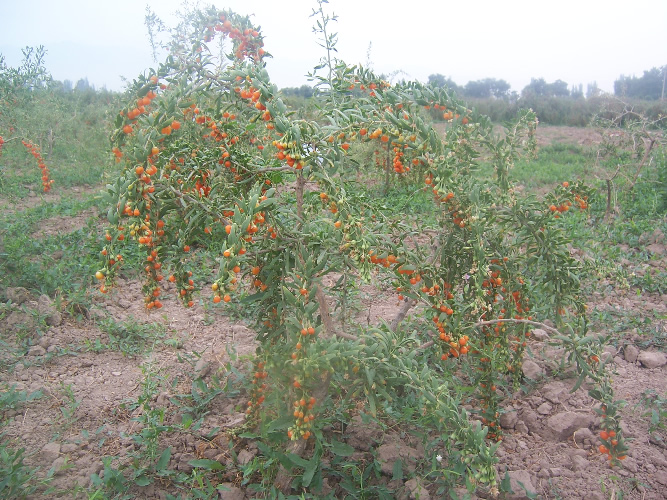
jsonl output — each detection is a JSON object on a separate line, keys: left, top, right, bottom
{"left": 638, "top": 389, "right": 667, "bottom": 447}
{"left": 92, "top": 318, "right": 167, "bottom": 356}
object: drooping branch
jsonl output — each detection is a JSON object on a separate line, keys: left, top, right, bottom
{"left": 415, "top": 317, "right": 568, "bottom": 352}
{"left": 274, "top": 371, "right": 332, "bottom": 492}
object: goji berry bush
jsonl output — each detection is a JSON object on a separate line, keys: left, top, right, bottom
{"left": 98, "top": 3, "right": 625, "bottom": 493}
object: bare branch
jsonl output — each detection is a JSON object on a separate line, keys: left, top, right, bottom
{"left": 390, "top": 298, "right": 418, "bottom": 331}
{"left": 470, "top": 317, "right": 563, "bottom": 336}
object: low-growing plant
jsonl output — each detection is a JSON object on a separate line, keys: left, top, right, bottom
{"left": 0, "top": 384, "right": 43, "bottom": 415}
{"left": 96, "top": 317, "right": 166, "bottom": 356}
{"left": 52, "top": 383, "right": 81, "bottom": 437}
{"left": 0, "top": 443, "right": 56, "bottom": 499}
{"left": 638, "top": 389, "right": 667, "bottom": 447}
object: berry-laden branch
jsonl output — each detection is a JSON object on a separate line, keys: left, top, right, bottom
{"left": 21, "top": 139, "right": 54, "bottom": 192}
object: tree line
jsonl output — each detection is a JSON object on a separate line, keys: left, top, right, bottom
{"left": 280, "top": 66, "right": 666, "bottom": 102}
{"left": 429, "top": 67, "right": 665, "bottom": 101}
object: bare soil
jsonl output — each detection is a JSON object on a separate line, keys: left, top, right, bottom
{"left": 1, "top": 126, "right": 666, "bottom": 499}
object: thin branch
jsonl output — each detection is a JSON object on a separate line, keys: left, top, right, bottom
{"left": 295, "top": 171, "right": 305, "bottom": 224}
{"left": 165, "top": 185, "right": 231, "bottom": 224}
{"left": 253, "top": 165, "right": 299, "bottom": 174}
{"left": 389, "top": 239, "right": 441, "bottom": 331}
{"left": 414, "top": 318, "right": 565, "bottom": 352}
{"left": 390, "top": 298, "right": 418, "bottom": 331}
{"left": 470, "top": 318, "right": 563, "bottom": 336}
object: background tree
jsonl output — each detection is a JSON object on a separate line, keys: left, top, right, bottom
{"left": 586, "top": 81, "right": 601, "bottom": 98}
{"left": 463, "top": 78, "right": 511, "bottom": 99}
{"left": 522, "top": 77, "right": 570, "bottom": 98}
{"left": 427, "top": 73, "right": 461, "bottom": 93}
{"left": 571, "top": 83, "right": 584, "bottom": 99}
{"left": 614, "top": 67, "right": 664, "bottom": 100}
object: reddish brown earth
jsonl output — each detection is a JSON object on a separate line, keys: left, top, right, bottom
{"left": 1, "top": 126, "right": 666, "bottom": 499}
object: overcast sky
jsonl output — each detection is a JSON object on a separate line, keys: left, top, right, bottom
{"left": 1, "top": 0, "right": 665, "bottom": 94}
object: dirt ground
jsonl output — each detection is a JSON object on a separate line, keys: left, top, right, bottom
{"left": 1, "top": 126, "right": 666, "bottom": 499}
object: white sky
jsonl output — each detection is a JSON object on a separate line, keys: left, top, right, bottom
{"left": 0, "top": 0, "right": 665, "bottom": 94}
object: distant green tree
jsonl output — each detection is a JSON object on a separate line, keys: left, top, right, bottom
{"left": 614, "top": 67, "right": 664, "bottom": 100}
{"left": 75, "top": 77, "right": 94, "bottom": 92}
{"left": 571, "top": 83, "right": 584, "bottom": 99}
{"left": 489, "top": 78, "right": 511, "bottom": 98}
{"left": 462, "top": 78, "right": 510, "bottom": 99}
{"left": 427, "top": 73, "right": 461, "bottom": 93}
{"left": 586, "top": 82, "right": 600, "bottom": 98}
{"left": 464, "top": 79, "right": 491, "bottom": 98}
{"left": 521, "top": 77, "right": 548, "bottom": 97}
{"left": 522, "top": 78, "right": 570, "bottom": 97}
{"left": 548, "top": 79, "right": 570, "bottom": 97}
{"left": 281, "top": 84, "right": 315, "bottom": 98}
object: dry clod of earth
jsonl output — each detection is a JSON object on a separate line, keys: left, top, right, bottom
{"left": 637, "top": 351, "right": 667, "bottom": 369}
{"left": 3, "top": 286, "right": 32, "bottom": 305}
{"left": 624, "top": 344, "right": 640, "bottom": 363}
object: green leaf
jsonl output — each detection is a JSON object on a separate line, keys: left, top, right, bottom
{"left": 134, "top": 474, "right": 152, "bottom": 486}
{"left": 500, "top": 470, "right": 513, "bottom": 493}
{"left": 329, "top": 439, "right": 354, "bottom": 456}
{"left": 286, "top": 453, "right": 309, "bottom": 468}
{"left": 267, "top": 414, "right": 294, "bottom": 433}
{"left": 302, "top": 455, "right": 319, "bottom": 487}
{"left": 392, "top": 458, "right": 403, "bottom": 480}
{"left": 570, "top": 370, "right": 587, "bottom": 393}
{"left": 188, "top": 459, "right": 225, "bottom": 470}
{"left": 156, "top": 447, "right": 171, "bottom": 470}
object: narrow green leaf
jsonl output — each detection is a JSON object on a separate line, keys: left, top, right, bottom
{"left": 392, "top": 458, "right": 403, "bottom": 481}
{"left": 329, "top": 439, "right": 354, "bottom": 457}
{"left": 188, "top": 459, "right": 225, "bottom": 470}
{"left": 156, "top": 447, "right": 171, "bottom": 470}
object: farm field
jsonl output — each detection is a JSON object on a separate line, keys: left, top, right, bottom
{"left": 1, "top": 5, "right": 667, "bottom": 499}
{"left": 1, "top": 123, "right": 666, "bottom": 499}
